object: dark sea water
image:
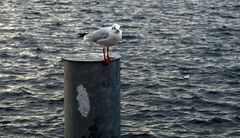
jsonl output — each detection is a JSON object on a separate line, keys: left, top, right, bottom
{"left": 0, "top": 0, "right": 240, "bottom": 137}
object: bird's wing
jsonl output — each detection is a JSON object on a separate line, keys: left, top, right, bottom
{"left": 84, "top": 27, "right": 110, "bottom": 42}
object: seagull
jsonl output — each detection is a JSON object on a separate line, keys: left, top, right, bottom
{"left": 78, "top": 24, "right": 122, "bottom": 63}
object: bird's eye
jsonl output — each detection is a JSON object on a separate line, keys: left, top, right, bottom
{"left": 112, "top": 27, "right": 116, "bottom": 30}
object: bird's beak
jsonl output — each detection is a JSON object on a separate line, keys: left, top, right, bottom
{"left": 116, "top": 29, "right": 119, "bottom": 33}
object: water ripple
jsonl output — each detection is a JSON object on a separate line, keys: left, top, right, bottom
{"left": 1, "top": 0, "right": 240, "bottom": 137}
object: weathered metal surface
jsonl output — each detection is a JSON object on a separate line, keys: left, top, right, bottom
{"left": 63, "top": 53, "right": 121, "bottom": 138}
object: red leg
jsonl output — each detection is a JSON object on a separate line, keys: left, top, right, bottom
{"left": 103, "top": 47, "right": 111, "bottom": 63}
{"left": 103, "top": 47, "right": 106, "bottom": 60}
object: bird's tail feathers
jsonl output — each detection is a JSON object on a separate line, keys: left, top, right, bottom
{"left": 77, "top": 32, "right": 88, "bottom": 38}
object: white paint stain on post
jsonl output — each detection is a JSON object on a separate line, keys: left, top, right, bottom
{"left": 76, "top": 84, "right": 90, "bottom": 118}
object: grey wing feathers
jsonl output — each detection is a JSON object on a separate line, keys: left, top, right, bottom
{"left": 84, "top": 28, "right": 110, "bottom": 42}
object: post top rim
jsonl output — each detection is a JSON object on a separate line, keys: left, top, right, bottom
{"left": 63, "top": 53, "right": 121, "bottom": 62}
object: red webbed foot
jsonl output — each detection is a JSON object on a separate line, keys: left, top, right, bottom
{"left": 104, "top": 57, "right": 112, "bottom": 64}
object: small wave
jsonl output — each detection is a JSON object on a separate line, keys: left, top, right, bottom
{"left": 122, "top": 133, "right": 158, "bottom": 138}
{"left": 187, "top": 117, "right": 233, "bottom": 125}
{"left": 226, "top": 131, "right": 240, "bottom": 137}
{"left": 46, "top": 98, "right": 64, "bottom": 105}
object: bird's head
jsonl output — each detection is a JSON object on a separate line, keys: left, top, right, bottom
{"left": 111, "top": 24, "right": 121, "bottom": 34}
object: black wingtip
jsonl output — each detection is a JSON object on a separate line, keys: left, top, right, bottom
{"left": 77, "top": 32, "right": 88, "bottom": 38}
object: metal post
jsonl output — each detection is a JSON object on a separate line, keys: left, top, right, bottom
{"left": 63, "top": 53, "right": 121, "bottom": 138}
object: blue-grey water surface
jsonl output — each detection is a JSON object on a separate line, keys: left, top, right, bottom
{"left": 0, "top": 0, "right": 240, "bottom": 137}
